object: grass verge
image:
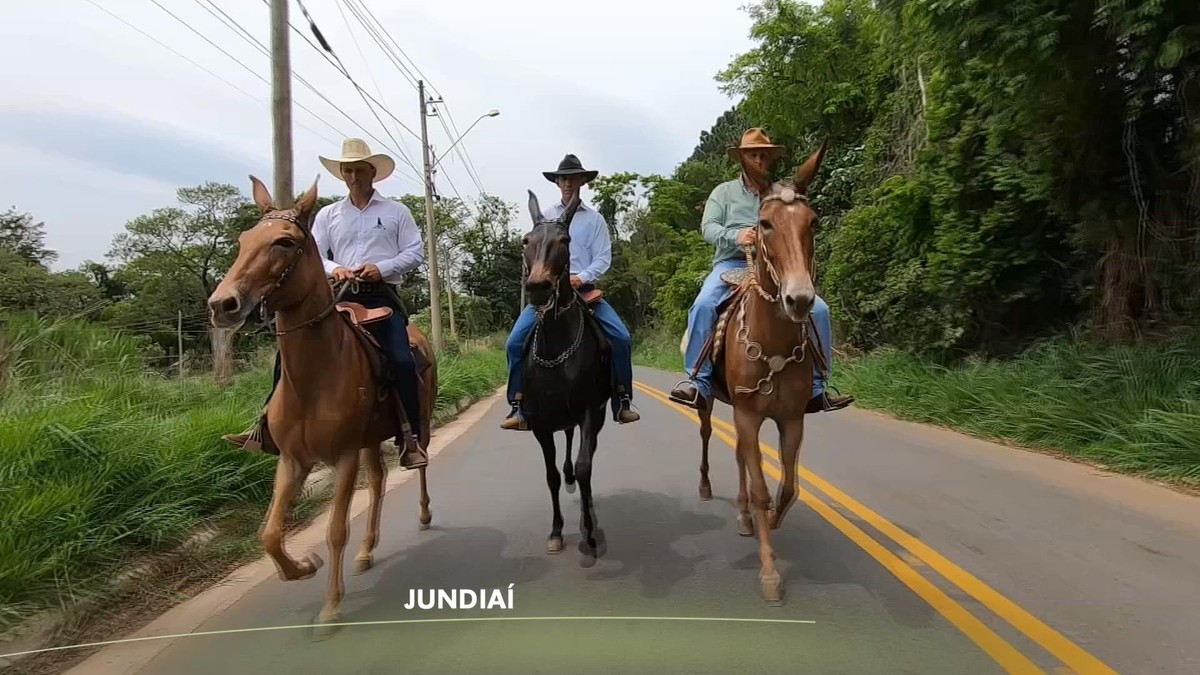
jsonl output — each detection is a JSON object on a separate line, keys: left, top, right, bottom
{"left": 632, "top": 325, "right": 1200, "bottom": 489}
{"left": 0, "top": 313, "right": 507, "bottom": 667}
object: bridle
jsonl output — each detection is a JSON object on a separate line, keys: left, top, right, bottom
{"left": 727, "top": 180, "right": 826, "bottom": 396}
{"left": 524, "top": 218, "right": 585, "bottom": 368}
{"left": 253, "top": 210, "right": 346, "bottom": 336}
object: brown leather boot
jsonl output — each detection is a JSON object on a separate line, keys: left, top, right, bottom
{"left": 398, "top": 433, "right": 428, "bottom": 470}
{"left": 222, "top": 416, "right": 268, "bottom": 453}
{"left": 668, "top": 381, "right": 703, "bottom": 410}
{"left": 499, "top": 403, "right": 529, "bottom": 430}
{"left": 806, "top": 390, "right": 855, "bottom": 414}
{"left": 614, "top": 397, "right": 640, "bottom": 423}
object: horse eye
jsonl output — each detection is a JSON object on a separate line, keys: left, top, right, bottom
{"left": 759, "top": 219, "right": 774, "bottom": 230}
{"left": 275, "top": 238, "right": 296, "bottom": 248}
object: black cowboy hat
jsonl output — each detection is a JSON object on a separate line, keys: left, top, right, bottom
{"left": 543, "top": 154, "right": 599, "bottom": 184}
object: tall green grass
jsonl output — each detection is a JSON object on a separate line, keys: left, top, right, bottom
{"left": 834, "top": 332, "right": 1200, "bottom": 486}
{"left": 0, "top": 313, "right": 507, "bottom": 627}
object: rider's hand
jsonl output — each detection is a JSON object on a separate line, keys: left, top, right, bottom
{"left": 570, "top": 275, "right": 583, "bottom": 288}
{"left": 353, "top": 263, "right": 382, "bottom": 282}
{"left": 331, "top": 266, "right": 356, "bottom": 281}
{"left": 736, "top": 228, "right": 757, "bottom": 248}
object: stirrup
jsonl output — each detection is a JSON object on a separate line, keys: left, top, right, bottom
{"left": 398, "top": 434, "right": 427, "bottom": 470}
{"left": 668, "top": 379, "right": 702, "bottom": 407}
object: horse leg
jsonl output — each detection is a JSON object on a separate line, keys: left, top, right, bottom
{"left": 261, "top": 454, "right": 323, "bottom": 581}
{"left": 770, "top": 417, "right": 804, "bottom": 530}
{"left": 355, "top": 444, "right": 386, "bottom": 574}
{"left": 575, "top": 405, "right": 607, "bottom": 567}
{"left": 734, "top": 407, "right": 782, "bottom": 604}
{"left": 735, "top": 434, "right": 753, "bottom": 537}
{"left": 315, "top": 450, "right": 361, "bottom": 637}
{"left": 417, "top": 466, "right": 431, "bottom": 529}
{"left": 535, "top": 428, "right": 565, "bottom": 553}
{"left": 563, "top": 426, "right": 576, "bottom": 494}
{"left": 698, "top": 400, "right": 713, "bottom": 501}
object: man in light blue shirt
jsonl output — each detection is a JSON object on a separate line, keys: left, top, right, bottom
{"left": 500, "top": 154, "right": 640, "bottom": 430}
{"left": 669, "top": 128, "right": 854, "bottom": 414}
{"left": 222, "top": 139, "right": 429, "bottom": 469}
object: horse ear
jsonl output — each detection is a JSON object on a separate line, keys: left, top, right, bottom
{"left": 560, "top": 194, "right": 582, "bottom": 229}
{"left": 295, "top": 175, "right": 320, "bottom": 217}
{"left": 793, "top": 134, "right": 829, "bottom": 195}
{"left": 527, "top": 190, "right": 542, "bottom": 224}
{"left": 249, "top": 175, "right": 275, "bottom": 214}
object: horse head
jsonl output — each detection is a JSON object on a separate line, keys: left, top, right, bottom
{"left": 207, "top": 175, "right": 321, "bottom": 329}
{"left": 522, "top": 189, "right": 582, "bottom": 309}
{"left": 756, "top": 136, "right": 828, "bottom": 323}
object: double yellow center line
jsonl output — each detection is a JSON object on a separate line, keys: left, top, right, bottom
{"left": 633, "top": 380, "right": 1115, "bottom": 675}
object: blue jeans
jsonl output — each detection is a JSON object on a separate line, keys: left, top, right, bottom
{"left": 682, "top": 258, "right": 832, "bottom": 401}
{"left": 506, "top": 298, "right": 634, "bottom": 417}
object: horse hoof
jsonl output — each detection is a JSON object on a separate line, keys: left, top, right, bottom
{"left": 699, "top": 484, "right": 713, "bottom": 501}
{"left": 353, "top": 555, "right": 372, "bottom": 574}
{"left": 565, "top": 481, "right": 576, "bottom": 495}
{"left": 311, "top": 618, "right": 341, "bottom": 642}
{"left": 736, "top": 514, "right": 754, "bottom": 537}
{"left": 760, "top": 572, "right": 784, "bottom": 606}
{"left": 546, "top": 537, "right": 564, "bottom": 554}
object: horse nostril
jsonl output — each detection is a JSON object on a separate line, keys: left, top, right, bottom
{"left": 211, "top": 295, "right": 240, "bottom": 316}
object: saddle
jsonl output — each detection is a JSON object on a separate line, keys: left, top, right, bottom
{"left": 521, "top": 284, "right": 611, "bottom": 362}
{"left": 683, "top": 269, "right": 754, "bottom": 403}
{"left": 336, "top": 302, "right": 392, "bottom": 327}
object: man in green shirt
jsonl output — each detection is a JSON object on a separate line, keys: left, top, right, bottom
{"left": 669, "top": 128, "right": 854, "bottom": 414}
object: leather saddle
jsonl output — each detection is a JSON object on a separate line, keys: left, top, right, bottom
{"left": 336, "top": 302, "right": 392, "bottom": 326}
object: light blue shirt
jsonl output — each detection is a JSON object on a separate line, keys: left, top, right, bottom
{"left": 542, "top": 199, "right": 612, "bottom": 285}
{"left": 311, "top": 190, "right": 425, "bottom": 283}
{"left": 701, "top": 177, "right": 762, "bottom": 263}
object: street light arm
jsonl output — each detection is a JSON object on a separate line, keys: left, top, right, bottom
{"left": 434, "top": 110, "right": 499, "bottom": 168}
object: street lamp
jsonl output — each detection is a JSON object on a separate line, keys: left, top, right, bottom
{"left": 435, "top": 110, "right": 500, "bottom": 168}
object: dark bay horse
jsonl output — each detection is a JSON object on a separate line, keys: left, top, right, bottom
{"left": 207, "top": 176, "right": 437, "bottom": 634}
{"left": 689, "top": 140, "right": 829, "bottom": 604}
{"left": 520, "top": 190, "right": 610, "bottom": 567}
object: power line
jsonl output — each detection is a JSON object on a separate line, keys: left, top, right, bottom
{"left": 81, "top": 0, "right": 337, "bottom": 145}
{"left": 288, "top": 0, "right": 424, "bottom": 178}
{"left": 434, "top": 111, "right": 487, "bottom": 195}
{"left": 187, "top": 0, "right": 423, "bottom": 185}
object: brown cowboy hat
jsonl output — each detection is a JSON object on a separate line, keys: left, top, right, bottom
{"left": 543, "top": 154, "right": 599, "bottom": 184}
{"left": 727, "top": 128, "right": 787, "bottom": 162}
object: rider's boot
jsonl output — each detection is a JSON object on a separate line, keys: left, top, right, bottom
{"left": 668, "top": 380, "right": 705, "bottom": 410}
{"left": 500, "top": 393, "right": 530, "bottom": 431}
{"left": 615, "top": 395, "right": 640, "bottom": 423}
{"left": 398, "top": 430, "right": 427, "bottom": 470}
{"left": 806, "top": 387, "right": 855, "bottom": 414}
{"left": 222, "top": 411, "right": 276, "bottom": 454}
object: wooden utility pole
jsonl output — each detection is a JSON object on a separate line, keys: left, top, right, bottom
{"left": 271, "top": 0, "right": 293, "bottom": 207}
{"left": 419, "top": 80, "right": 445, "bottom": 352}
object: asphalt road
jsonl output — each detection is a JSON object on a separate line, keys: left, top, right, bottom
{"left": 63, "top": 366, "right": 1200, "bottom": 674}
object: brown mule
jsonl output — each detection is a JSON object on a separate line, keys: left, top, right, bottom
{"left": 689, "top": 139, "right": 831, "bottom": 605}
{"left": 207, "top": 176, "right": 436, "bottom": 636}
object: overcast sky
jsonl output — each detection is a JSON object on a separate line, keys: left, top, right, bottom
{"left": 0, "top": 0, "right": 755, "bottom": 271}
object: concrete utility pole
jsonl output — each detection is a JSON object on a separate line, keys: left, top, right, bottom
{"left": 419, "top": 79, "right": 445, "bottom": 352}
{"left": 270, "top": 0, "right": 293, "bottom": 207}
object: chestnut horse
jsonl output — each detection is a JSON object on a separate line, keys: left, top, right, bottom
{"left": 689, "top": 140, "right": 829, "bottom": 605}
{"left": 207, "top": 176, "right": 437, "bottom": 634}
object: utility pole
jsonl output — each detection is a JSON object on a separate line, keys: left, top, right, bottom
{"left": 419, "top": 80, "right": 444, "bottom": 352}
{"left": 270, "top": 0, "right": 293, "bottom": 207}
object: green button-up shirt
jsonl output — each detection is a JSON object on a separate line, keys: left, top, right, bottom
{"left": 701, "top": 176, "right": 762, "bottom": 263}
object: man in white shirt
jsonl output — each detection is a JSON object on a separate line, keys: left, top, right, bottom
{"left": 223, "top": 139, "right": 427, "bottom": 468}
{"left": 500, "top": 154, "right": 640, "bottom": 430}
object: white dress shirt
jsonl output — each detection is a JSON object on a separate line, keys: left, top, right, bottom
{"left": 542, "top": 199, "right": 612, "bottom": 285}
{"left": 311, "top": 190, "right": 424, "bottom": 283}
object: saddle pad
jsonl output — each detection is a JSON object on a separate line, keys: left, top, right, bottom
{"left": 720, "top": 267, "right": 750, "bottom": 286}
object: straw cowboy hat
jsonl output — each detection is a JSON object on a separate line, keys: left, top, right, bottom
{"left": 319, "top": 138, "right": 395, "bottom": 183}
{"left": 543, "top": 154, "right": 599, "bottom": 184}
{"left": 727, "top": 128, "right": 786, "bottom": 162}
